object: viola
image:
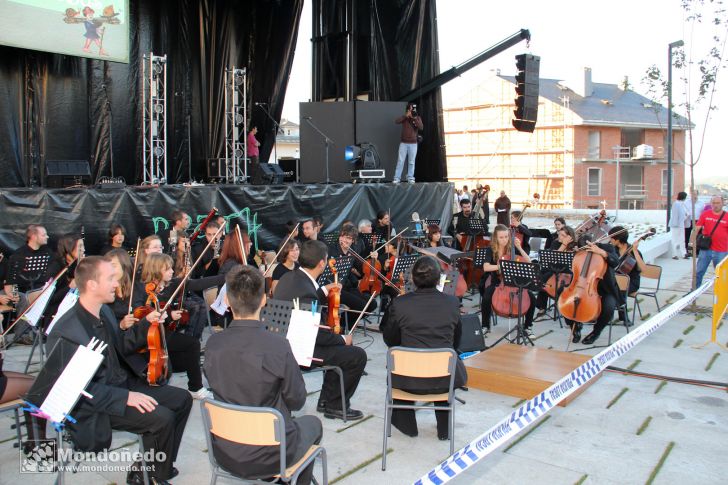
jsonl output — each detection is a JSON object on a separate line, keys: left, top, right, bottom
{"left": 557, "top": 240, "right": 608, "bottom": 324}
{"left": 142, "top": 283, "right": 170, "bottom": 386}
{"left": 616, "top": 228, "right": 656, "bottom": 275}
{"left": 359, "top": 235, "right": 383, "bottom": 294}
{"left": 490, "top": 233, "right": 532, "bottom": 318}
{"left": 327, "top": 259, "right": 341, "bottom": 334}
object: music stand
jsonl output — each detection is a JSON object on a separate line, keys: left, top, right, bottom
{"left": 9, "top": 254, "right": 51, "bottom": 291}
{"left": 320, "top": 232, "right": 339, "bottom": 246}
{"left": 487, "top": 259, "right": 540, "bottom": 347}
{"left": 538, "top": 250, "right": 574, "bottom": 326}
{"left": 467, "top": 218, "right": 486, "bottom": 235}
{"left": 317, "top": 256, "right": 353, "bottom": 286}
{"left": 473, "top": 247, "right": 490, "bottom": 268}
{"left": 359, "top": 233, "right": 375, "bottom": 247}
{"left": 424, "top": 218, "right": 441, "bottom": 228}
{"left": 390, "top": 254, "right": 420, "bottom": 284}
{"left": 404, "top": 268, "right": 458, "bottom": 296}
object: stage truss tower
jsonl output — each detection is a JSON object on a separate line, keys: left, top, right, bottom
{"left": 224, "top": 67, "right": 247, "bottom": 184}
{"left": 142, "top": 52, "right": 168, "bottom": 184}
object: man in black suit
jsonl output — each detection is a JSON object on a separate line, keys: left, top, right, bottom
{"left": 274, "top": 240, "right": 366, "bottom": 421}
{"left": 379, "top": 256, "right": 467, "bottom": 440}
{"left": 46, "top": 256, "right": 192, "bottom": 485}
{"left": 204, "top": 265, "right": 322, "bottom": 484}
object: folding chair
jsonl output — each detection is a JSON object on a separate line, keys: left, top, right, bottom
{"left": 382, "top": 347, "right": 458, "bottom": 470}
{"left": 200, "top": 399, "right": 328, "bottom": 485}
{"left": 631, "top": 264, "right": 662, "bottom": 321}
{"left": 0, "top": 399, "right": 24, "bottom": 450}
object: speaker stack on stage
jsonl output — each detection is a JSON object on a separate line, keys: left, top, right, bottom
{"left": 252, "top": 163, "right": 286, "bottom": 185}
{"left": 45, "top": 160, "right": 91, "bottom": 188}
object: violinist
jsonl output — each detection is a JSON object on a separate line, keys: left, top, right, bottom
{"left": 100, "top": 223, "right": 129, "bottom": 255}
{"left": 353, "top": 219, "right": 374, "bottom": 256}
{"left": 563, "top": 235, "right": 620, "bottom": 345}
{"left": 133, "top": 253, "right": 222, "bottom": 397}
{"left": 42, "top": 234, "right": 85, "bottom": 327}
{"left": 535, "top": 225, "right": 577, "bottom": 316}
{"left": 478, "top": 224, "right": 536, "bottom": 334}
{"left": 494, "top": 190, "right": 511, "bottom": 226}
{"left": 510, "top": 211, "right": 532, "bottom": 254}
{"left": 217, "top": 229, "right": 254, "bottom": 276}
{"left": 191, "top": 221, "right": 222, "bottom": 278}
{"left": 609, "top": 226, "right": 645, "bottom": 297}
{"left": 167, "top": 230, "right": 210, "bottom": 339}
{"left": 270, "top": 239, "right": 300, "bottom": 296}
{"left": 427, "top": 224, "right": 446, "bottom": 248}
{"left": 326, "top": 225, "right": 378, "bottom": 316}
{"left": 299, "top": 219, "right": 318, "bottom": 242}
{"left": 136, "top": 235, "right": 165, "bottom": 272}
{"left": 545, "top": 217, "right": 567, "bottom": 250}
{"left": 373, "top": 210, "right": 395, "bottom": 240}
{"left": 273, "top": 240, "right": 366, "bottom": 421}
{"left": 46, "top": 256, "right": 192, "bottom": 484}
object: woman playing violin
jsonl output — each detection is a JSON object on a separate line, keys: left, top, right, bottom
{"left": 478, "top": 224, "right": 536, "bottom": 333}
{"left": 270, "top": 239, "right": 300, "bottom": 296}
{"left": 217, "top": 229, "right": 253, "bottom": 276}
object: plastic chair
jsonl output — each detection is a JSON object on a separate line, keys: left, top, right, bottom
{"left": 200, "top": 399, "right": 327, "bottom": 485}
{"left": 382, "top": 347, "right": 458, "bottom": 470}
{"left": 631, "top": 264, "right": 662, "bottom": 321}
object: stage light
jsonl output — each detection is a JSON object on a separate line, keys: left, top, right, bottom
{"left": 153, "top": 146, "right": 165, "bottom": 157}
{"left": 154, "top": 103, "right": 164, "bottom": 114}
{"left": 234, "top": 147, "right": 244, "bottom": 158}
{"left": 234, "top": 68, "right": 245, "bottom": 86}
{"left": 345, "top": 143, "right": 380, "bottom": 170}
{"left": 235, "top": 112, "right": 244, "bottom": 125}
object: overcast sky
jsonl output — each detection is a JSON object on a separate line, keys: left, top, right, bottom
{"left": 281, "top": 0, "right": 723, "bottom": 183}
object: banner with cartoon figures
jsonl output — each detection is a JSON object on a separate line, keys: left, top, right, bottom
{"left": 0, "top": 0, "right": 129, "bottom": 63}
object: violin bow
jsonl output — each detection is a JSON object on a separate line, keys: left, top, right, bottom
{"left": 264, "top": 222, "right": 300, "bottom": 277}
{"left": 128, "top": 237, "right": 142, "bottom": 314}
{"left": 345, "top": 246, "right": 402, "bottom": 294}
{"left": 160, "top": 224, "right": 224, "bottom": 314}
{"left": 372, "top": 227, "right": 408, "bottom": 254}
{"left": 234, "top": 225, "right": 248, "bottom": 264}
{"left": 348, "top": 291, "right": 377, "bottom": 336}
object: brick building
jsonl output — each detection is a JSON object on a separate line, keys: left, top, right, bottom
{"left": 444, "top": 68, "right": 691, "bottom": 209}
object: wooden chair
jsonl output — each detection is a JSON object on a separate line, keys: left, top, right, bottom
{"left": 382, "top": 347, "right": 458, "bottom": 470}
{"left": 631, "top": 264, "right": 662, "bottom": 321}
{"left": 202, "top": 286, "right": 221, "bottom": 333}
{"left": 200, "top": 399, "right": 328, "bottom": 485}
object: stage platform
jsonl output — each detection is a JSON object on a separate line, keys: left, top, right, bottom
{"left": 465, "top": 343, "right": 600, "bottom": 407}
{"left": 0, "top": 182, "right": 453, "bottom": 253}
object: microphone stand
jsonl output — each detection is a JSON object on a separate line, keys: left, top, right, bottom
{"left": 303, "top": 116, "right": 334, "bottom": 184}
{"left": 256, "top": 103, "right": 281, "bottom": 165}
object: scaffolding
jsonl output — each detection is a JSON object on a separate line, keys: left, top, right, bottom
{"left": 141, "top": 53, "right": 167, "bottom": 184}
{"left": 223, "top": 67, "right": 248, "bottom": 184}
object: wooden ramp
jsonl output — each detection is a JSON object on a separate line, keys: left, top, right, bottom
{"left": 465, "top": 344, "right": 600, "bottom": 407}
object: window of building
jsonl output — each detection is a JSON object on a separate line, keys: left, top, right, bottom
{"left": 661, "top": 169, "right": 673, "bottom": 195}
{"left": 588, "top": 130, "right": 600, "bottom": 159}
{"left": 587, "top": 168, "right": 601, "bottom": 196}
{"left": 621, "top": 128, "right": 645, "bottom": 153}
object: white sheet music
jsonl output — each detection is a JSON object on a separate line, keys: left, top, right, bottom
{"left": 45, "top": 289, "right": 79, "bottom": 335}
{"left": 436, "top": 273, "right": 447, "bottom": 293}
{"left": 286, "top": 308, "right": 321, "bottom": 367}
{"left": 21, "top": 280, "right": 55, "bottom": 328}
{"left": 39, "top": 339, "right": 105, "bottom": 424}
{"left": 211, "top": 284, "right": 228, "bottom": 315}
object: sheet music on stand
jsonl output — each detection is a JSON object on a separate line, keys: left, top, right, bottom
{"left": 359, "top": 233, "right": 375, "bottom": 247}
{"left": 24, "top": 337, "right": 106, "bottom": 427}
{"left": 287, "top": 300, "right": 321, "bottom": 367}
{"left": 539, "top": 250, "right": 574, "bottom": 274}
{"left": 320, "top": 232, "right": 339, "bottom": 246}
{"left": 317, "top": 256, "right": 353, "bottom": 286}
{"left": 467, "top": 218, "right": 487, "bottom": 235}
{"left": 499, "top": 259, "right": 541, "bottom": 292}
{"left": 474, "top": 247, "right": 490, "bottom": 268}
{"left": 9, "top": 254, "right": 51, "bottom": 290}
{"left": 424, "top": 218, "right": 441, "bottom": 228}
{"left": 391, "top": 253, "right": 420, "bottom": 283}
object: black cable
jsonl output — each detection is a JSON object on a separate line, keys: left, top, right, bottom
{"left": 606, "top": 365, "right": 728, "bottom": 389}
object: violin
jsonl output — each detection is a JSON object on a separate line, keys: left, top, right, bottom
{"left": 557, "top": 236, "right": 608, "bottom": 324}
{"left": 616, "top": 228, "right": 656, "bottom": 275}
{"left": 359, "top": 235, "right": 383, "bottom": 294}
{"left": 142, "top": 283, "right": 170, "bottom": 386}
{"left": 491, "top": 230, "right": 532, "bottom": 318}
{"left": 327, "top": 259, "right": 341, "bottom": 334}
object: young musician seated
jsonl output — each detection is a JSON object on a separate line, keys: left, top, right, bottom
{"left": 100, "top": 223, "right": 129, "bottom": 255}
{"left": 510, "top": 211, "right": 533, "bottom": 254}
{"left": 191, "top": 221, "right": 222, "bottom": 278}
{"left": 204, "top": 265, "right": 323, "bottom": 484}
{"left": 46, "top": 256, "right": 192, "bottom": 485}
{"left": 379, "top": 256, "right": 467, "bottom": 440}
{"left": 564, "top": 235, "right": 620, "bottom": 345}
{"left": 479, "top": 224, "right": 536, "bottom": 334}
{"left": 372, "top": 210, "right": 395, "bottom": 240}
{"left": 270, "top": 239, "right": 300, "bottom": 296}
{"left": 608, "top": 226, "right": 645, "bottom": 296}
{"left": 273, "top": 240, "right": 366, "bottom": 421}
{"left": 427, "top": 224, "right": 446, "bottom": 248}
{"left": 43, "top": 234, "right": 84, "bottom": 328}
{"left": 545, "top": 217, "right": 567, "bottom": 250}
{"left": 449, "top": 199, "right": 475, "bottom": 249}
{"left": 536, "top": 225, "right": 577, "bottom": 314}
{"left": 326, "top": 225, "right": 378, "bottom": 317}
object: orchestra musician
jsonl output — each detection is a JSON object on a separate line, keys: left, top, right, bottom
{"left": 170, "top": 210, "right": 191, "bottom": 234}
{"left": 608, "top": 226, "right": 645, "bottom": 317}
{"left": 270, "top": 239, "right": 300, "bottom": 296}
{"left": 544, "top": 217, "right": 567, "bottom": 251}
{"left": 379, "top": 256, "right": 467, "bottom": 440}
{"left": 299, "top": 219, "right": 318, "bottom": 242}
{"left": 535, "top": 225, "right": 577, "bottom": 316}
{"left": 427, "top": 224, "right": 446, "bottom": 248}
{"left": 478, "top": 224, "right": 536, "bottom": 334}
{"left": 472, "top": 184, "right": 490, "bottom": 222}
{"left": 326, "top": 225, "right": 378, "bottom": 317}
{"left": 494, "top": 190, "right": 511, "bottom": 226}
{"left": 372, "top": 210, "right": 395, "bottom": 240}
{"left": 47, "top": 256, "right": 192, "bottom": 485}
{"left": 564, "top": 236, "right": 620, "bottom": 345}
{"left": 43, "top": 233, "right": 85, "bottom": 326}
{"left": 273, "top": 240, "right": 366, "bottom": 421}
{"left": 510, "top": 210, "right": 533, "bottom": 254}
{"left": 217, "top": 228, "right": 254, "bottom": 276}
{"left": 449, "top": 199, "right": 475, "bottom": 250}
{"left": 136, "top": 235, "right": 165, "bottom": 272}
{"left": 100, "top": 223, "right": 129, "bottom": 255}
{"left": 191, "top": 221, "right": 222, "bottom": 278}
{"left": 204, "top": 265, "right": 322, "bottom": 484}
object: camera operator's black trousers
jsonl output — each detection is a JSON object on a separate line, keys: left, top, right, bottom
{"left": 109, "top": 380, "right": 192, "bottom": 480}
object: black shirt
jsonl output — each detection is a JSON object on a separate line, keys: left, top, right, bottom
{"left": 5, "top": 245, "right": 53, "bottom": 291}
{"left": 272, "top": 262, "right": 298, "bottom": 281}
{"left": 75, "top": 303, "right": 128, "bottom": 387}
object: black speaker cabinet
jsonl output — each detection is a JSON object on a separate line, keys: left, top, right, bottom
{"left": 45, "top": 160, "right": 91, "bottom": 188}
{"left": 252, "top": 163, "right": 285, "bottom": 185}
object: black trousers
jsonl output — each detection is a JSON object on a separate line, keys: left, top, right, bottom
{"left": 480, "top": 285, "right": 536, "bottom": 330}
{"left": 312, "top": 344, "right": 366, "bottom": 409}
{"left": 565, "top": 292, "right": 617, "bottom": 336}
{"left": 109, "top": 380, "right": 192, "bottom": 480}
{"left": 290, "top": 415, "right": 323, "bottom": 485}
{"left": 684, "top": 225, "right": 692, "bottom": 253}
{"left": 391, "top": 398, "right": 450, "bottom": 438}
{"left": 166, "top": 332, "right": 203, "bottom": 391}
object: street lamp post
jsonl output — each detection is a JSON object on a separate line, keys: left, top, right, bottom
{"left": 667, "top": 40, "right": 684, "bottom": 228}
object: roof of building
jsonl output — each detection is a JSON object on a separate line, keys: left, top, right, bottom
{"left": 498, "top": 75, "right": 692, "bottom": 129}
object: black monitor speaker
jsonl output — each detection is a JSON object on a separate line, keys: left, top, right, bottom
{"left": 252, "top": 163, "right": 285, "bottom": 185}
{"left": 45, "top": 160, "right": 91, "bottom": 188}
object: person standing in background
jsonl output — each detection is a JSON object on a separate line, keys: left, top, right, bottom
{"left": 392, "top": 103, "right": 423, "bottom": 184}
{"left": 669, "top": 192, "right": 689, "bottom": 260}
{"left": 247, "top": 126, "right": 261, "bottom": 173}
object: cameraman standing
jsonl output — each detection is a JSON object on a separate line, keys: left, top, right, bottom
{"left": 393, "top": 103, "right": 423, "bottom": 184}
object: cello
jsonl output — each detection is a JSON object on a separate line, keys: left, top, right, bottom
{"left": 557, "top": 237, "right": 608, "bottom": 324}
{"left": 327, "top": 259, "right": 342, "bottom": 334}
{"left": 491, "top": 227, "right": 532, "bottom": 318}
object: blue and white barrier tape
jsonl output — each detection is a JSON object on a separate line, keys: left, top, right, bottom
{"left": 414, "top": 279, "right": 714, "bottom": 485}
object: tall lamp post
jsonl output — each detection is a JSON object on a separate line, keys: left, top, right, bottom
{"left": 667, "top": 40, "right": 684, "bottom": 228}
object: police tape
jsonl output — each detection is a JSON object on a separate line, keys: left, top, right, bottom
{"left": 413, "top": 279, "right": 714, "bottom": 485}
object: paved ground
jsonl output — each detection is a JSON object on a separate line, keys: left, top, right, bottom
{"left": 1, "top": 253, "right": 725, "bottom": 485}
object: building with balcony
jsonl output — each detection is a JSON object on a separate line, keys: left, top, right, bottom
{"left": 444, "top": 68, "right": 691, "bottom": 209}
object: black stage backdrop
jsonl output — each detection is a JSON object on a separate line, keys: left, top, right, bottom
{"left": 314, "top": 0, "right": 447, "bottom": 182}
{"left": 0, "top": 183, "right": 454, "bottom": 254}
{"left": 0, "top": 0, "right": 304, "bottom": 187}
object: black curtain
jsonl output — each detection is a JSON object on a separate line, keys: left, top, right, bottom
{"left": 316, "top": 0, "right": 447, "bottom": 182}
{"left": 0, "top": 0, "right": 304, "bottom": 187}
